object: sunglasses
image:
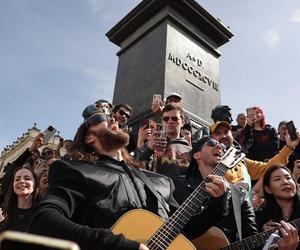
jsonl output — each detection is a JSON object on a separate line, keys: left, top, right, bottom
{"left": 86, "top": 114, "right": 107, "bottom": 128}
{"left": 118, "top": 109, "right": 131, "bottom": 119}
{"left": 205, "top": 139, "right": 226, "bottom": 150}
{"left": 162, "top": 116, "right": 180, "bottom": 122}
{"left": 194, "top": 138, "right": 226, "bottom": 153}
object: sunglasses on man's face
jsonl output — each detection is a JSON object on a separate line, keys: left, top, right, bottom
{"left": 205, "top": 139, "right": 226, "bottom": 150}
{"left": 162, "top": 116, "right": 180, "bottom": 122}
{"left": 118, "top": 109, "right": 131, "bottom": 119}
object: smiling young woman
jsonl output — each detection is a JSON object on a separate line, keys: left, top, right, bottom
{"left": 0, "top": 164, "right": 37, "bottom": 232}
{"left": 256, "top": 165, "right": 300, "bottom": 249}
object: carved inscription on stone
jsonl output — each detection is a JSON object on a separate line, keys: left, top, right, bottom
{"left": 167, "top": 52, "right": 218, "bottom": 91}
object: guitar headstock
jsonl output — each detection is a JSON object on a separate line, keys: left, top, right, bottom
{"left": 220, "top": 146, "right": 245, "bottom": 169}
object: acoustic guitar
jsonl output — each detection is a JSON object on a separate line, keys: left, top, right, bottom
{"left": 219, "top": 217, "right": 300, "bottom": 250}
{"left": 192, "top": 227, "right": 230, "bottom": 250}
{"left": 112, "top": 147, "right": 245, "bottom": 250}
{"left": 193, "top": 217, "right": 300, "bottom": 250}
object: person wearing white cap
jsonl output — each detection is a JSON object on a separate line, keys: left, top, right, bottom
{"left": 150, "top": 91, "right": 192, "bottom": 137}
{"left": 151, "top": 92, "right": 182, "bottom": 116}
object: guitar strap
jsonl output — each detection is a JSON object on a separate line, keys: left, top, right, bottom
{"left": 132, "top": 167, "right": 170, "bottom": 213}
{"left": 230, "top": 184, "right": 242, "bottom": 240}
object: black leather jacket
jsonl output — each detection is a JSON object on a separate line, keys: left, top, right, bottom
{"left": 217, "top": 185, "right": 258, "bottom": 242}
{"left": 30, "top": 156, "right": 179, "bottom": 250}
{"left": 173, "top": 170, "right": 257, "bottom": 242}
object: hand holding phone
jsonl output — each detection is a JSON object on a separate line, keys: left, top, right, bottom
{"left": 246, "top": 107, "right": 257, "bottom": 125}
{"left": 286, "top": 121, "right": 298, "bottom": 141}
{"left": 140, "top": 119, "right": 150, "bottom": 129}
{"left": 43, "top": 125, "right": 57, "bottom": 144}
{"left": 152, "top": 94, "right": 162, "bottom": 104}
{"left": 154, "top": 123, "right": 166, "bottom": 139}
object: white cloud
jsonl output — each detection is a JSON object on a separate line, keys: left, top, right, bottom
{"left": 88, "top": 0, "right": 104, "bottom": 13}
{"left": 263, "top": 30, "right": 280, "bottom": 47}
{"left": 291, "top": 9, "right": 300, "bottom": 23}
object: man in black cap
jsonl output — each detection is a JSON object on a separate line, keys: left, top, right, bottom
{"left": 81, "top": 104, "right": 100, "bottom": 121}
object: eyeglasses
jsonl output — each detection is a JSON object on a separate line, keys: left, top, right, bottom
{"left": 118, "top": 109, "right": 131, "bottom": 119}
{"left": 162, "top": 116, "right": 180, "bottom": 122}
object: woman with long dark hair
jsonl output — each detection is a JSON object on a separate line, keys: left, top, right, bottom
{"left": 0, "top": 164, "right": 37, "bottom": 232}
{"left": 256, "top": 165, "right": 300, "bottom": 249}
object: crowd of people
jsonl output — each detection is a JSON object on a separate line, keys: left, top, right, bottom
{"left": 0, "top": 93, "right": 300, "bottom": 250}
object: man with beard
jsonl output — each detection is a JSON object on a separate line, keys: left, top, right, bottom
{"left": 29, "top": 113, "right": 227, "bottom": 250}
{"left": 210, "top": 121, "right": 300, "bottom": 194}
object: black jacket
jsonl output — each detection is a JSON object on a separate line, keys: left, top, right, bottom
{"left": 173, "top": 171, "right": 257, "bottom": 242}
{"left": 241, "top": 124, "right": 279, "bottom": 162}
{"left": 173, "top": 174, "right": 229, "bottom": 240}
{"left": 29, "top": 156, "right": 179, "bottom": 250}
{"left": 255, "top": 197, "right": 300, "bottom": 250}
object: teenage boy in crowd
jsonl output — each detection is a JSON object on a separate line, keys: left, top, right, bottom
{"left": 151, "top": 92, "right": 192, "bottom": 133}
{"left": 136, "top": 103, "right": 192, "bottom": 180}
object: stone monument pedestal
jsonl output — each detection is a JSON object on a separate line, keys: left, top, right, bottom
{"left": 106, "top": 0, "right": 233, "bottom": 128}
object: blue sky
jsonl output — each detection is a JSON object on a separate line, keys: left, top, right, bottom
{"left": 1, "top": 0, "right": 300, "bottom": 151}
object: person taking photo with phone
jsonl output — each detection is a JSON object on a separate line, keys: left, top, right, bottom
{"left": 239, "top": 106, "right": 279, "bottom": 163}
{"left": 136, "top": 103, "right": 192, "bottom": 180}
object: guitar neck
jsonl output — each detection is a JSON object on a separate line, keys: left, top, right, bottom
{"left": 146, "top": 162, "right": 229, "bottom": 249}
{"left": 220, "top": 218, "right": 300, "bottom": 250}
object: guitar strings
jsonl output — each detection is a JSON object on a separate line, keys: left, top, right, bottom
{"left": 222, "top": 218, "right": 300, "bottom": 250}
{"left": 146, "top": 163, "right": 228, "bottom": 249}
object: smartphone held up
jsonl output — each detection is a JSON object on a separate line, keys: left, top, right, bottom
{"left": 43, "top": 125, "right": 57, "bottom": 144}
{"left": 286, "top": 120, "right": 298, "bottom": 141}
{"left": 152, "top": 94, "right": 162, "bottom": 104}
